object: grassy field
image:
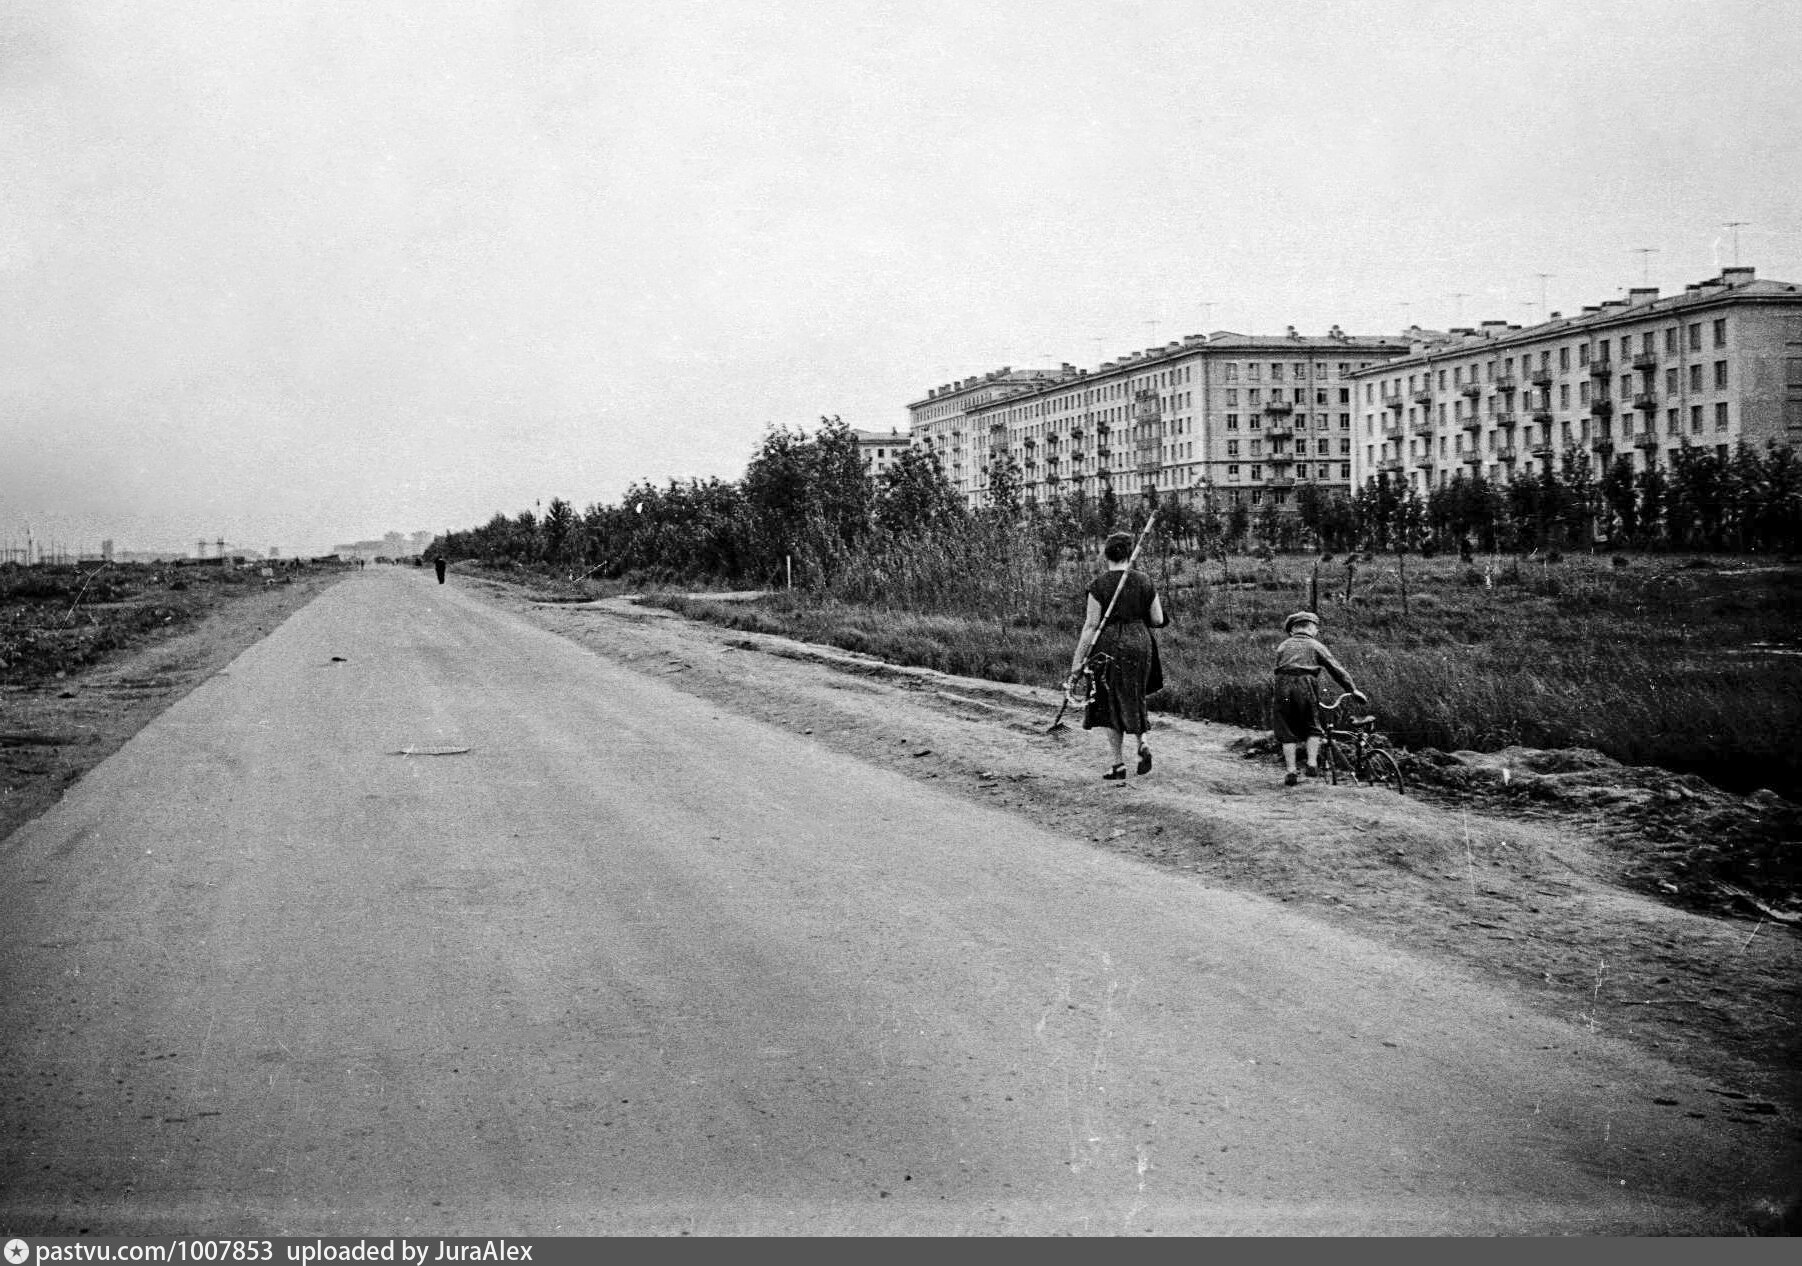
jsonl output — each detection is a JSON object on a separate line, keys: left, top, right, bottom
{"left": 618, "top": 550, "right": 1802, "bottom": 800}
{"left": 0, "top": 559, "right": 343, "bottom": 684}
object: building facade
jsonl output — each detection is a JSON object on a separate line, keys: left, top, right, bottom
{"left": 906, "top": 367, "right": 1074, "bottom": 498}
{"left": 852, "top": 428, "right": 910, "bottom": 480}
{"left": 1350, "top": 268, "right": 1802, "bottom": 493}
{"left": 922, "top": 330, "right": 1409, "bottom": 512}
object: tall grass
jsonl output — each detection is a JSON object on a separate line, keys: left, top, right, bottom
{"left": 647, "top": 543, "right": 1802, "bottom": 798}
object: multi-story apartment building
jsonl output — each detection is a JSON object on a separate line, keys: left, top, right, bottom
{"left": 1351, "top": 267, "right": 1802, "bottom": 493}
{"left": 942, "top": 329, "right": 1409, "bottom": 511}
{"left": 852, "top": 428, "right": 910, "bottom": 480}
{"left": 906, "top": 367, "right": 1074, "bottom": 500}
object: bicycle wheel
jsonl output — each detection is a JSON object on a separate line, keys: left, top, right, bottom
{"left": 1361, "top": 748, "right": 1406, "bottom": 795}
{"left": 1319, "top": 735, "right": 1344, "bottom": 785}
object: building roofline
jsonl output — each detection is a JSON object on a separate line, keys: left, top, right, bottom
{"left": 1349, "top": 269, "right": 1802, "bottom": 375}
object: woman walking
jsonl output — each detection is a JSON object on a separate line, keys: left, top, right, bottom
{"left": 1069, "top": 530, "right": 1166, "bottom": 781}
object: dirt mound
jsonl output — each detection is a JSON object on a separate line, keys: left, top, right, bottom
{"left": 1403, "top": 746, "right": 1802, "bottom": 924}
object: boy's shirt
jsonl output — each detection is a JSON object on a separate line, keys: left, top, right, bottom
{"left": 1274, "top": 633, "right": 1356, "bottom": 693}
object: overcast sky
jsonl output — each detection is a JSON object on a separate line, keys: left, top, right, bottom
{"left": 4, "top": 0, "right": 1799, "bottom": 556}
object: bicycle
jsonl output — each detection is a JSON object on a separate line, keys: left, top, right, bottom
{"left": 1317, "top": 691, "right": 1407, "bottom": 794}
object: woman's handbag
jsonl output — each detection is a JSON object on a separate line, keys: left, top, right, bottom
{"left": 1146, "top": 633, "right": 1165, "bottom": 695}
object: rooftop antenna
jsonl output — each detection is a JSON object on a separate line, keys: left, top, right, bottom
{"left": 1723, "top": 221, "right": 1749, "bottom": 266}
{"left": 1397, "top": 302, "right": 1413, "bottom": 331}
{"left": 1631, "top": 247, "right": 1660, "bottom": 284}
{"left": 1197, "top": 301, "right": 1215, "bottom": 329}
{"left": 1449, "top": 292, "right": 1470, "bottom": 325}
{"left": 1535, "top": 273, "right": 1555, "bottom": 323}
{"left": 1144, "top": 319, "right": 1161, "bottom": 346}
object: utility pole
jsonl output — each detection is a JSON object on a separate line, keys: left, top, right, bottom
{"left": 1631, "top": 247, "right": 1660, "bottom": 284}
{"left": 1449, "top": 293, "right": 1470, "bottom": 325}
{"left": 1536, "top": 273, "right": 1555, "bottom": 323}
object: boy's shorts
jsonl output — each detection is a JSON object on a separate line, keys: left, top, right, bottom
{"left": 1273, "top": 674, "right": 1322, "bottom": 743}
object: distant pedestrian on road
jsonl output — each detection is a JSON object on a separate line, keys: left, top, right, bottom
{"left": 1069, "top": 531, "right": 1166, "bottom": 781}
{"left": 434, "top": 557, "right": 447, "bottom": 584}
{"left": 1273, "top": 611, "right": 1361, "bottom": 786}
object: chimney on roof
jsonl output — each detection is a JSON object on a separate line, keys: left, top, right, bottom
{"left": 1285, "top": 324, "right": 1300, "bottom": 338}
{"left": 1628, "top": 286, "right": 1659, "bottom": 305}
{"left": 1549, "top": 311, "right": 1561, "bottom": 320}
{"left": 1721, "top": 266, "right": 1755, "bottom": 285}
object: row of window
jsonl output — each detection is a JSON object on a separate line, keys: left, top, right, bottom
{"left": 1223, "top": 387, "right": 1354, "bottom": 406}
{"left": 1223, "top": 463, "right": 1354, "bottom": 481}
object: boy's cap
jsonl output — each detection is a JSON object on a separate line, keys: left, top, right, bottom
{"left": 1284, "top": 610, "right": 1320, "bottom": 632}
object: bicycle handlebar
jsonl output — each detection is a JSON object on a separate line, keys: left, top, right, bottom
{"left": 1320, "top": 690, "right": 1370, "bottom": 712}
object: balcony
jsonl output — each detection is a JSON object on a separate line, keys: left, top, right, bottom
{"left": 1381, "top": 420, "right": 1404, "bottom": 439}
{"left": 1491, "top": 412, "right": 1517, "bottom": 428}
{"left": 1378, "top": 458, "right": 1404, "bottom": 473}
{"left": 1592, "top": 439, "right": 1615, "bottom": 458}
{"left": 1494, "top": 443, "right": 1518, "bottom": 461}
{"left": 1411, "top": 418, "right": 1436, "bottom": 436}
{"left": 1588, "top": 359, "right": 1612, "bottom": 378}
{"left": 1022, "top": 436, "right": 1036, "bottom": 448}
{"left": 1634, "top": 431, "right": 1660, "bottom": 451}
{"left": 1531, "top": 408, "right": 1555, "bottom": 424}
{"left": 1069, "top": 425, "right": 1084, "bottom": 440}
{"left": 1590, "top": 398, "right": 1614, "bottom": 417}
{"left": 1493, "top": 374, "right": 1518, "bottom": 393}
{"left": 1264, "top": 400, "right": 1294, "bottom": 415}
{"left": 1266, "top": 449, "right": 1294, "bottom": 465}
{"left": 1632, "top": 351, "right": 1658, "bottom": 372}
{"left": 1096, "top": 445, "right": 1111, "bottom": 457}
{"left": 1633, "top": 391, "right": 1658, "bottom": 411}
{"left": 1463, "top": 450, "right": 1484, "bottom": 465}
{"left": 1460, "top": 382, "right": 1482, "bottom": 398}
{"left": 1529, "top": 370, "right": 1553, "bottom": 388}
{"left": 1531, "top": 442, "right": 1557, "bottom": 459}
{"left": 1460, "top": 414, "right": 1483, "bottom": 432}
{"left": 1383, "top": 391, "right": 1406, "bottom": 411}
{"left": 1416, "top": 456, "right": 1437, "bottom": 472}
{"left": 1264, "top": 475, "right": 1295, "bottom": 489}
{"left": 1412, "top": 389, "right": 1434, "bottom": 406}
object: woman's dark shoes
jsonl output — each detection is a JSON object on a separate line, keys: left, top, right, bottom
{"left": 1136, "top": 745, "right": 1153, "bottom": 775}
{"left": 1103, "top": 765, "right": 1128, "bottom": 781}
{"left": 1284, "top": 772, "right": 1299, "bottom": 787}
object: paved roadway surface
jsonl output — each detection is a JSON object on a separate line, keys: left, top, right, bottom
{"left": 0, "top": 569, "right": 1790, "bottom": 1235}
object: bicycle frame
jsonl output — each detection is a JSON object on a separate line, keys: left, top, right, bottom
{"left": 1317, "top": 691, "right": 1406, "bottom": 794}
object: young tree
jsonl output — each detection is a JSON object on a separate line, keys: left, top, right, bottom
{"left": 1635, "top": 462, "right": 1669, "bottom": 548}
{"left": 1599, "top": 455, "right": 1639, "bottom": 545}
{"left": 985, "top": 450, "right": 1025, "bottom": 524}
{"left": 876, "top": 445, "right": 965, "bottom": 535}
{"left": 542, "top": 497, "right": 577, "bottom": 563}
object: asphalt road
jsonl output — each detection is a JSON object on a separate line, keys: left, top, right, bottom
{"left": 0, "top": 568, "right": 1789, "bottom": 1234}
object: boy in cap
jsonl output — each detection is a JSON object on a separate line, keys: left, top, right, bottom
{"left": 1273, "top": 611, "right": 1362, "bottom": 786}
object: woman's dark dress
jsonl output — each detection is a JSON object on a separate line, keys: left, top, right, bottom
{"left": 1081, "top": 569, "right": 1157, "bottom": 734}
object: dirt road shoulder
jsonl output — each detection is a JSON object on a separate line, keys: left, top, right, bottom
{"left": 1, "top": 571, "right": 345, "bottom": 845}
{"left": 479, "top": 581, "right": 1800, "bottom": 1137}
